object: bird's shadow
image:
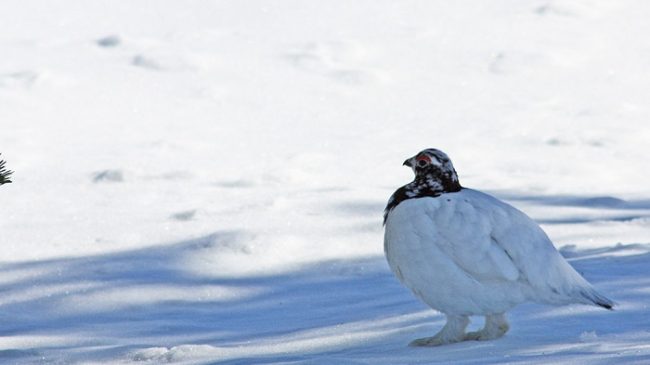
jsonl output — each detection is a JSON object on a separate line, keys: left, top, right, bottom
{"left": 0, "top": 228, "right": 648, "bottom": 364}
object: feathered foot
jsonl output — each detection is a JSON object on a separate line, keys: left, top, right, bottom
{"left": 465, "top": 313, "right": 509, "bottom": 341}
{"left": 409, "top": 314, "right": 469, "bottom": 347}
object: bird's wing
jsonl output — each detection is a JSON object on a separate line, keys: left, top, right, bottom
{"left": 418, "top": 190, "right": 522, "bottom": 284}
{"left": 424, "top": 189, "right": 605, "bottom": 304}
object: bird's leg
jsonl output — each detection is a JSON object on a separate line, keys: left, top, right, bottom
{"left": 409, "top": 314, "right": 469, "bottom": 347}
{"left": 465, "top": 313, "right": 509, "bottom": 341}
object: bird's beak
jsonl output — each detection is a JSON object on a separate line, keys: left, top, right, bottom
{"left": 403, "top": 158, "right": 413, "bottom": 168}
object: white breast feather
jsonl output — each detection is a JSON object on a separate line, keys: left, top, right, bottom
{"left": 384, "top": 188, "right": 606, "bottom": 314}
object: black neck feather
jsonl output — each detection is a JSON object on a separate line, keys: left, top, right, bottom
{"left": 383, "top": 171, "right": 461, "bottom": 224}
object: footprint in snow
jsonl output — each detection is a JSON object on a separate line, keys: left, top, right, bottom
{"left": 0, "top": 71, "right": 38, "bottom": 89}
{"left": 214, "top": 179, "right": 256, "bottom": 188}
{"left": 131, "top": 52, "right": 194, "bottom": 72}
{"left": 96, "top": 35, "right": 121, "bottom": 48}
{"left": 285, "top": 41, "right": 380, "bottom": 85}
{"left": 170, "top": 210, "right": 197, "bottom": 221}
{"left": 92, "top": 170, "right": 124, "bottom": 183}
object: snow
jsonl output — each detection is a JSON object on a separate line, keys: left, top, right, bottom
{"left": 0, "top": 0, "right": 649, "bottom": 363}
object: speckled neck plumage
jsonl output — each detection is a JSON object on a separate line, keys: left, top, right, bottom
{"left": 383, "top": 171, "right": 462, "bottom": 224}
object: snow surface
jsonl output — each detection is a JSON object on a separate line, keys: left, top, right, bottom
{"left": 1, "top": 0, "right": 649, "bottom": 364}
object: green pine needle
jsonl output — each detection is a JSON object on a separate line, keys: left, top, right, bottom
{"left": 0, "top": 155, "right": 13, "bottom": 185}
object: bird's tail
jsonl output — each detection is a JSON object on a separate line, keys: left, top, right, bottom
{"left": 533, "top": 254, "right": 615, "bottom": 310}
{"left": 579, "top": 287, "right": 615, "bottom": 310}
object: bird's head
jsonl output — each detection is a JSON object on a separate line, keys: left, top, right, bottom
{"left": 403, "top": 148, "right": 460, "bottom": 186}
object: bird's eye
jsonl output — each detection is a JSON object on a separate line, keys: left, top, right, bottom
{"left": 416, "top": 155, "right": 430, "bottom": 167}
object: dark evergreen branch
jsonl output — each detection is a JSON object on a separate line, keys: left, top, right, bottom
{"left": 0, "top": 155, "right": 13, "bottom": 185}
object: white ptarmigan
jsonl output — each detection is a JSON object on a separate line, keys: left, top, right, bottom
{"left": 384, "top": 148, "right": 613, "bottom": 347}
